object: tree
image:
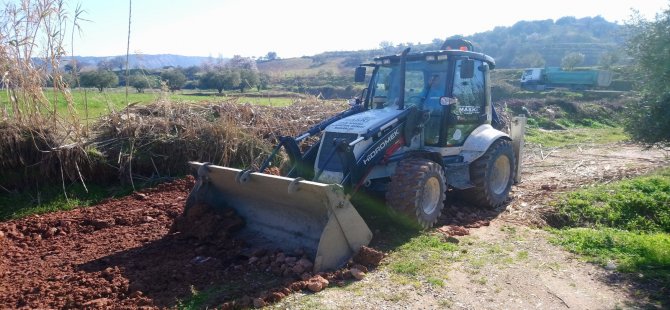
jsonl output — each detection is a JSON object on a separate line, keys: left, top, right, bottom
{"left": 257, "top": 73, "right": 270, "bottom": 91}
{"left": 182, "top": 65, "right": 201, "bottom": 80}
{"left": 561, "top": 52, "right": 585, "bottom": 70}
{"left": 239, "top": 69, "right": 259, "bottom": 93}
{"left": 199, "top": 68, "right": 240, "bottom": 94}
{"left": 266, "top": 51, "right": 277, "bottom": 61}
{"left": 227, "top": 55, "right": 258, "bottom": 71}
{"left": 379, "top": 41, "right": 394, "bottom": 53}
{"left": 161, "top": 68, "right": 187, "bottom": 92}
{"left": 128, "top": 73, "right": 154, "bottom": 93}
{"left": 109, "top": 56, "right": 125, "bottom": 71}
{"left": 97, "top": 59, "right": 114, "bottom": 71}
{"left": 64, "top": 60, "right": 83, "bottom": 87}
{"left": 79, "top": 70, "right": 119, "bottom": 92}
{"left": 512, "top": 52, "right": 546, "bottom": 68}
{"left": 623, "top": 7, "right": 670, "bottom": 146}
{"left": 598, "top": 51, "right": 620, "bottom": 69}
{"left": 64, "top": 60, "right": 81, "bottom": 73}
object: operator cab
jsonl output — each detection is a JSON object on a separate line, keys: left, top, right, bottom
{"left": 354, "top": 45, "right": 495, "bottom": 147}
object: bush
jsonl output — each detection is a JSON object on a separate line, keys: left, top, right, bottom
{"left": 80, "top": 70, "right": 119, "bottom": 92}
{"left": 624, "top": 7, "right": 670, "bottom": 146}
{"left": 625, "top": 93, "right": 670, "bottom": 146}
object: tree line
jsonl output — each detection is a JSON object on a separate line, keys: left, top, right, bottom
{"left": 66, "top": 55, "right": 269, "bottom": 94}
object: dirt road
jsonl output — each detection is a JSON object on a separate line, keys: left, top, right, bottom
{"left": 0, "top": 142, "right": 667, "bottom": 308}
{"left": 274, "top": 142, "right": 668, "bottom": 309}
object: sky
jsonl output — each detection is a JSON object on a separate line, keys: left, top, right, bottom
{"left": 70, "top": 0, "right": 669, "bottom": 58}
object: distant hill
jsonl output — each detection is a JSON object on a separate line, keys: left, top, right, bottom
{"left": 73, "top": 16, "right": 624, "bottom": 75}
{"left": 470, "top": 16, "right": 623, "bottom": 68}
{"left": 258, "top": 16, "right": 624, "bottom": 75}
{"left": 71, "top": 54, "right": 212, "bottom": 70}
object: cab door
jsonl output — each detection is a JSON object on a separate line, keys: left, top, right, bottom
{"left": 445, "top": 58, "right": 487, "bottom": 146}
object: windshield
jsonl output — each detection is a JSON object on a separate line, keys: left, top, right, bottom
{"left": 369, "top": 61, "right": 449, "bottom": 109}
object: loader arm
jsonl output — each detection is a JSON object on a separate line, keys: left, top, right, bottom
{"left": 259, "top": 104, "right": 365, "bottom": 177}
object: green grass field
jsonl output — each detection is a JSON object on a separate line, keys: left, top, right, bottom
{"left": 549, "top": 168, "right": 670, "bottom": 304}
{"left": 1, "top": 88, "right": 298, "bottom": 119}
{"left": 525, "top": 127, "right": 629, "bottom": 147}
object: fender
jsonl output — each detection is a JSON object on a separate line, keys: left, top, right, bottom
{"left": 459, "top": 124, "right": 510, "bottom": 163}
{"left": 393, "top": 150, "right": 444, "bottom": 167}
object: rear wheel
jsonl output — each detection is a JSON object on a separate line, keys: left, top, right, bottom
{"left": 386, "top": 158, "right": 446, "bottom": 229}
{"left": 463, "top": 139, "right": 516, "bottom": 208}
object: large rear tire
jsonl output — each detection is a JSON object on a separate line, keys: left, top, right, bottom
{"left": 386, "top": 158, "right": 446, "bottom": 229}
{"left": 464, "top": 139, "right": 516, "bottom": 208}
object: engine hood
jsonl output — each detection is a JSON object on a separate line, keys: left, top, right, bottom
{"left": 325, "top": 107, "right": 405, "bottom": 135}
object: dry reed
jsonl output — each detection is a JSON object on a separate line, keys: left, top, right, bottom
{"left": 0, "top": 0, "right": 94, "bottom": 191}
{"left": 0, "top": 1, "right": 348, "bottom": 192}
{"left": 92, "top": 98, "right": 347, "bottom": 182}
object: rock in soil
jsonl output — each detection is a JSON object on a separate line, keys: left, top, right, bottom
{"left": 350, "top": 268, "right": 366, "bottom": 280}
{"left": 252, "top": 297, "right": 266, "bottom": 308}
{"left": 437, "top": 225, "right": 470, "bottom": 236}
{"left": 306, "top": 275, "right": 329, "bottom": 292}
{"left": 353, "top": 246, "right": 384, "bottom": 267}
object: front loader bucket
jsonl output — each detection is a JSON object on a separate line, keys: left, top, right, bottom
{"left": 185, "top": 162, "right": 373, "bottom": 272}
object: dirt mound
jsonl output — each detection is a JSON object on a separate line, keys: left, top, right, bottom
{"left": 0, "top": 177, "right": 385, "bottom": 308}
{"left": 170, "top": 203, "right": 245, "bottom": 240}
{"left": 353, "top": 246, "right": 384, "bottom": 268}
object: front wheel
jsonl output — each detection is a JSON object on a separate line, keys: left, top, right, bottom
{"left": 463, "top": 139, "right": 516, "bottom": 209}
{"left": 386, "top": 158, "right": 446, "bottom": 229}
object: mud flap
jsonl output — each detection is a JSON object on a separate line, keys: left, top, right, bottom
{"left": 510, "top": 116, "right": 527, "bottom": 183}
{"left": 185, "top": 162, "right": 373, "bottom": 272}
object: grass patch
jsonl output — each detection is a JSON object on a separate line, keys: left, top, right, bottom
{"left": 427, "top": 277, "right": 445, "bottom": 287}
{"left": 551, "top": 169, "right": 670, "bottom": 233}
{"left": 176, "top": 286, "right": 212, "bottom": 310}
{"left": 1, "top": 89, "right": 297, "bottom": 119}
{"left": 551, "top": 228, "right": 670, "bottom": 273}
{"left": 175, "top": 281, "right": 255, "bottom": 310}
{"left": 387, "top": 234, "right": 457, "bottom": 279}
{"left": 526, "top": 127, "right": 628, "bottom": 147}
{"left": 548, "top": 168, "right": 670, "bottom": 305}
{"left": 0, "top": 182, "right": 136, "bottom": 221}
{"left": 516, "top": 251, "right": 529, "bottom": 260}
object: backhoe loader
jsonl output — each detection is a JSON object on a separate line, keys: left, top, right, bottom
{"left": 184, "top": 39, "right": 526, "bottom": 272}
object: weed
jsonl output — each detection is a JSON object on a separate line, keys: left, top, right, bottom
{"left": 516, "top": 251, "right": 529, "bottom": 260}
{"left": 501, "top": 225, "right": 517, "bottom": 234}
{"left": 378, "top": 291, "right": 409, "bottom": 302}
{"left": 439, "top": 299, "right": 454, "bottom": 308}
{"left": 175, "top": 286, "right": 211, "bottom": 310}
{"left": 427, "top": 277, "right": 445, "bottom": 287}
{"left": 281, "top": 294, "right": 324, "bottom": 310}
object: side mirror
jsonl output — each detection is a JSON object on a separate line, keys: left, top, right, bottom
{"left": 460, "top": 59, "right": 474, "bottom": 79}
{"left": 354, "top": 67, "right": 366, "bottom": 83}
